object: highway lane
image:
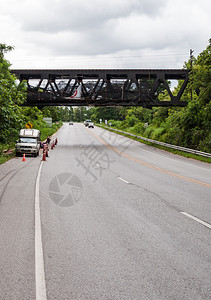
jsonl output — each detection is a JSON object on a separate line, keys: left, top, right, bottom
{"left": 89, "top": 126, "right": 211, "bottom": 223}
{"left": 0, "top": 155, "right": 40, "bottom": 299}
{"left": 40, "top": 123, "right": 211, "bottom": 299}
{"left": 0, "top": 122, "right": 210, "bottom": 299}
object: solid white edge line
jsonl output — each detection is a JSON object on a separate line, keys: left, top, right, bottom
{"left": 35, "top": 161, "right": 47, "bottom": 300}
{"left": 118, "top": 177, "right": 130, "bottom": 184}
{"left": 181, "top": 212, "right": 211, "bottom": 229}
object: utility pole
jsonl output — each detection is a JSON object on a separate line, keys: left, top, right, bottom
{"left": 190, "top": 49, "right": 194, "bottom": 101}
{"left": 190, "top": 49, "right": 194, "bottom": 69}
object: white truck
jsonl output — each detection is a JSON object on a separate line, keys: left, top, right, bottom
{"left": 15, "top": 129, "right": 41, "bottom": 157}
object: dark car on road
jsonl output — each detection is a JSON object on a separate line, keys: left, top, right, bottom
{"left": 84, "top": 120, "right": 91, "bottom": 126}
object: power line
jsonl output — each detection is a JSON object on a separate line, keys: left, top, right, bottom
{"left": 8, "top": 52, "right": 188, "bottom": 62}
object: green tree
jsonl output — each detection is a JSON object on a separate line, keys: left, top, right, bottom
{"left": 162, "top": 41, "right": 211, "bottom": 151}
{"left": 192, "top": 38, "right": 211, "bottom": 104}
{"left": 58, "top": 107, "right": 73, "bottom": 122}
{"left": 74, "top": 107, "right": 84, "bottom": 122}
{"left": 90, "top": 107, "right": 121, "bottom": 122}
{"left": 41, "top": 106, "right": 60, "bottom": 122}
{"left": 0, "top": 43, "right": 26, "bottom": 143}
{"left": 152, "top": 107, "right": 169, "bottom": 126}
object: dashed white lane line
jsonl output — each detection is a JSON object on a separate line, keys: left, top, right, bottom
{"left": 181, "top": 212, "right": 211, "bottom": 229}
{"left": 118, "top": 177, "right": 130, "bottom": 184}
{"left": 35, "top": 161, "right": 47, "bottom": 300}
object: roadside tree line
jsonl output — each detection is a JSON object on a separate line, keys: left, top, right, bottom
{"left": 89, "top": 40, "right": 211, "bottom": 153}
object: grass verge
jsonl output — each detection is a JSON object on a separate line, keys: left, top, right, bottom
{"left": 0, "top": 153, "right": 15, "bottom": 164}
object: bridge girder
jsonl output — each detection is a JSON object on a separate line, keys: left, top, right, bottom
{"left": 11, "top": 69, "right": 189, "bottom": 108}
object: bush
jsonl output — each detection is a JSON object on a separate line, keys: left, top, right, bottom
{"left": 125, "top": 115, "right": 139, "bottom": 127}
{"left": 131, "top": 122, "right": 145, "bottom": 135}
{"left": 144, "top": 126, "right": 156, "bottom": 138}
{"left": 151, "top": 127, "right": 166, "bottom": 141}
{"left": 36, "top": 122, "right": 62, "bottom": 141}
{"left": 198, "top": 132, "right": 211, "bottom": 153}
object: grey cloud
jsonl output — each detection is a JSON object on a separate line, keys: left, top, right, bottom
{"left": 13, "top": 0, "right": 167, "bottom": 33}
{"left": 17, "top": 0, "right": 168, "bottom": 56}
{"left": 1, "top": 0, "right": 210, "bottom": 69}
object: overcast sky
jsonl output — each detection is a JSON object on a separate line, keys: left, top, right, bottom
{"left": 1, "top": 0, "right": 210, "bottom": 69}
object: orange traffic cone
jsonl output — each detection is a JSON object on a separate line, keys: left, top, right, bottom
{"left": 22, "top": 153, "right": 26, "bottom": 161}
{"left": 42, "top": 151, "right": 46, "bottom": 161}
{"left": 46, "top": 148, "right": 49, "bottom": 157}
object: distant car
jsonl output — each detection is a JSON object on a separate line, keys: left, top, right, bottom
{"left": 84, "top": 120, "right": 91, "bottom": 126}
{"left": 69, "top": 121, "right": 73, "bottom": 125}
{"left": 88, "top": 122, "right": 94, "bottom": 128}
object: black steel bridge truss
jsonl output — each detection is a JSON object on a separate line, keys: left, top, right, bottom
{"left": 11, "top": 69, "right": 189, "bottom": 108}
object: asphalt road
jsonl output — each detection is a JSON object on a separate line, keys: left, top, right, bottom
{"left": 0, "top": 123, "right": 210, "bottom": 300}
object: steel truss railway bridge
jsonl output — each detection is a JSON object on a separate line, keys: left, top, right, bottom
{"left": 11, "top": 69, "right": 189, "bottom": 108}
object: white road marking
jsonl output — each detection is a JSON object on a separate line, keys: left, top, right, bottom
{"left": 35, "top": 161, "right": 47, "bottom": 300}
{"left": 181, "top": 212, "right": 211, "bottom": 229}
{"left": 118, "top": 177, "right": 130, "bottom": 184}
